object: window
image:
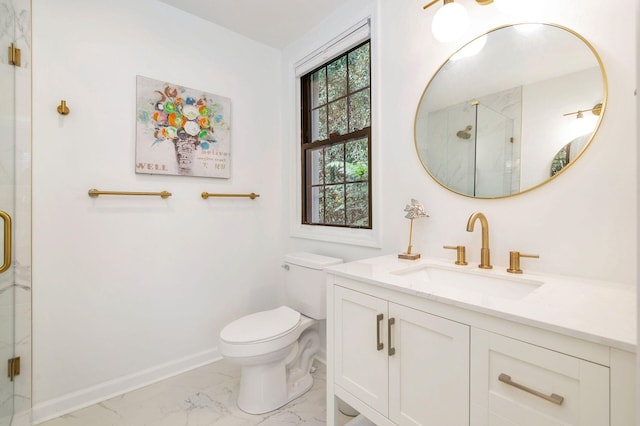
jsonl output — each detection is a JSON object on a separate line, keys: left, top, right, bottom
{"left": 300, "top": 41, "right": 371, "bottom": 229}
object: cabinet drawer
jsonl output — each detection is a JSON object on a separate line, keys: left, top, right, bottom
{"left": 471, "top": 329, "right": 609, "bottom": 426}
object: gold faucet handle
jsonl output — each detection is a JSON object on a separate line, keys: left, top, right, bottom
{"left": 507, "top": 251, "right": 539, "bottom": 274}
{"left": 443, "top": 245, "right": 468, "bottom": 265}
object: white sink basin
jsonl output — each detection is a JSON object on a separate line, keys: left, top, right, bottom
{"left": 391, "top": 264, "right": 543, "bottom": 300}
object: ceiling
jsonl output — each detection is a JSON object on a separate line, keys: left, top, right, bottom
{"left": 157, "top": 0, "right": 349, "bottom": 49}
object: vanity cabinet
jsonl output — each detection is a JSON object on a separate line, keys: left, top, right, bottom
{"left": 334, "top": 286, "right": 470, "bottom": 425}
{"left": 326, "top": 263, "right": 636, "bottom": 426}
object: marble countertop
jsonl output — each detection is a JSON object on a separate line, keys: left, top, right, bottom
{"left": 326, "top": 255, "right": 636, "bottom": 353}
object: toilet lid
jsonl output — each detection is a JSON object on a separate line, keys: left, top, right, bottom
{"left": 220, "top": 306, "right": 301, "bottom": 344}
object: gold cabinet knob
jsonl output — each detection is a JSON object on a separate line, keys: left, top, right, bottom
{"left": 507, "top": 251, "right": 539, "bottom": 274}
{"left": 443, "top": 245, "right": 468, "bottom": 265}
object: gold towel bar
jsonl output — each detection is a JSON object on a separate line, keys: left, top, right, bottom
{"left": 201, "top": 192, "right": 260, "bottom": 200}
{"left": 88, "top": 189, "right": 172, "bottom": 199}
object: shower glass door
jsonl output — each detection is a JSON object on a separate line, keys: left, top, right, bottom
{"left": 0, "top": 28, "right": 17, "bottom": 425}
{"left": 0, "top": 0, "right": 30, "bottom": 422}
{"left": 474, "top": 104, "right": 517, "bottom": 198}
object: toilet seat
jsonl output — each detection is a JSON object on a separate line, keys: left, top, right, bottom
{"left": 219, "top": 306, "right": 313, "bottom": 359}
{"left": 221, "top": 306, "right": 301, "bottom": 344}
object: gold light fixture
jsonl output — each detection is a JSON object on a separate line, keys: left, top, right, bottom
{"left": 563, "top": 103, "right": 603, "bottom": 118}
{"left": 398, "top": 199, "right": 430, "bottom": 260}
{"left": 563, "top": 103, "right": 602, "bottom": 139}
{"left": 423, "top": 0, "right": 494, "bottom": 42}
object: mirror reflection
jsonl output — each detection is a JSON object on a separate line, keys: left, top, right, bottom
{"left": 415, "top": 23, "right": 606, "bottom": 198}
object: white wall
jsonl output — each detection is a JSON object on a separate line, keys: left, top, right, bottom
{"left": 31, "top": 0, "right": 283, "bottom": 421}
{"left": 283, "top": 0, "right": 637, "bottom": 284}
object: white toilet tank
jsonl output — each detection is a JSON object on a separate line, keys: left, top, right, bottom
{"left": 283, "top": 252, "right": 342, "bottom": 320}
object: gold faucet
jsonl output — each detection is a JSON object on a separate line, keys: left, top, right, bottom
{"left": 466, "top": 212, "right": 492, "bottom": 269}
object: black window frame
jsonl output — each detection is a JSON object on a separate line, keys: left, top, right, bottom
{"left": 300, "top": 40, "right": 372, "bottom": 229}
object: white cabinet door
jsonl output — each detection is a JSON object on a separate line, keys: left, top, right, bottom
{"left": 334, "top": 286, "right": 389, "bottom": 415}
{"left": 471, "top": 329, "right": 609, "bottom": 426}
{"left": 388, "top": 303, "right": 470, "bottom": 426}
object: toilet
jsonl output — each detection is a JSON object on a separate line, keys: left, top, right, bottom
{"left": 219, "top": 252, "right": 342, "bottom": 414}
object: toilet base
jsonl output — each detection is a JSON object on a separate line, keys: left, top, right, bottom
{"left": 287, "top": 367, "right": 314, "bottom": 402}
{"left": 234, "top": 328, "right": 320, "bottom": 414}
{"left": 237, "top": 359, "right": 315, "bottom": 415}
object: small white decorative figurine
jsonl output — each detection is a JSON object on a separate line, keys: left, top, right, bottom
{"left": 398, "top": 199, "right": 429, "bottom": 260}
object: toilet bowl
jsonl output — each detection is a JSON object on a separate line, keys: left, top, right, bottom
{"left": 220, "top": 306, "right": 318, "bottom": 414}
{"left": 219, "top": 252, "right": 342, "bottom": 414}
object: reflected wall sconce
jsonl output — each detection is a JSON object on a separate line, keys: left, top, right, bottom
{"left": 57, "top": 100, "right": 70, "bottom": 115}
{"left": 563, "top": 103, "right": 603, "bottom": 119}
{"left": 563, "top": 103, "right": 602, "bottom": 139}
{"left": 423, "top": 0, "right": 494, "bottom": 42}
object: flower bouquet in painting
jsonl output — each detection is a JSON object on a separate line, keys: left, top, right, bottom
{"left": 136, "top": 76, "right": 231, "bottom": 178}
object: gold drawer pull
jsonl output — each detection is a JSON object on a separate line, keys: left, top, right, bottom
{"left": 388, "top": 317, "right": 396, "bottom": 356}
{"left": 376, "top": 314, "right": 384, "bottom": 351}
{"left": 498, "top": 373, "right": 564, "bottom": 405}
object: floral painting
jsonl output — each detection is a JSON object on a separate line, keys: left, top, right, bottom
{"left": 136, "top": 76, "right": 231, "bottom": 178}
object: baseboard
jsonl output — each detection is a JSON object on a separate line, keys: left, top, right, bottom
{"left": 316, "top": 348, "right": 327, "bottom": 365}
{"left": 32, "top": 348, "right": 221, "bottom": 424}
{"left": 10, "top": 409, "right": 31, "bottom": 426}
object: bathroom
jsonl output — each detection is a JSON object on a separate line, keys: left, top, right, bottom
{"left": 0, "top": 0, "right": 637, "bottom": 424}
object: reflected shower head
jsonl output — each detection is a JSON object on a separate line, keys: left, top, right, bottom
{"left": 456, "top": 125, "right": 473, "bottom": 140}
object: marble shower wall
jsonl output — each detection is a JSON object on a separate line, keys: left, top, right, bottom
{"left": 423, "top": 86, "right": 521, "bottom": 197}
{"left": 0, "top": 0, "right": 29, "bottom": 67}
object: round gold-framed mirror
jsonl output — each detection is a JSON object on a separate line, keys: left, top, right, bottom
{"left": 414, "top": 23, "right": 607, "bottom": 198}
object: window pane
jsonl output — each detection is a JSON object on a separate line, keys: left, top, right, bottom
{"left": 301, "top": 40, "right": 371, "bottom": 229}
{"left": 328, "top": 98, "right": 347, "bottom": 137}
{"left": 346, "top": 182, "right": 369, "bottom": 227}
{"left": 327, "top": 56, "right": 347, "bottom": 102}
{"left": 348, "top": 89, "right": 371, "bottom": 132}
{"left": 345, "top": 137, "right": 369, "bottom": 181}
{"left": 310, "top": 186, "right": 324, "bottom": 224}
{"left": 311, "top": 106, "right": 327, "bottom": 142}
{"left": 325, "top": 184, "right": 345, "bottom": 225}
{"left": 348, "top": 43, "right": 370, "bottom": 92}
{"left": 309, "top": 147, "right": 324, "bottom": 185}
{"left": 311, "top": 69, "right": 326, "bottom": 108}
{"left": 325, "top": 143, "right": 344, "bottom": 184}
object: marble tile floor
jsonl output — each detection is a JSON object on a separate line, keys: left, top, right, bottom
{"left": 39, "top": 359, "right": 352, "bottom": 426}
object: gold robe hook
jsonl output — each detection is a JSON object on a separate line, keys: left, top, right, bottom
{"left": 57, "top": 100, "right": 70, "bottom": 115}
